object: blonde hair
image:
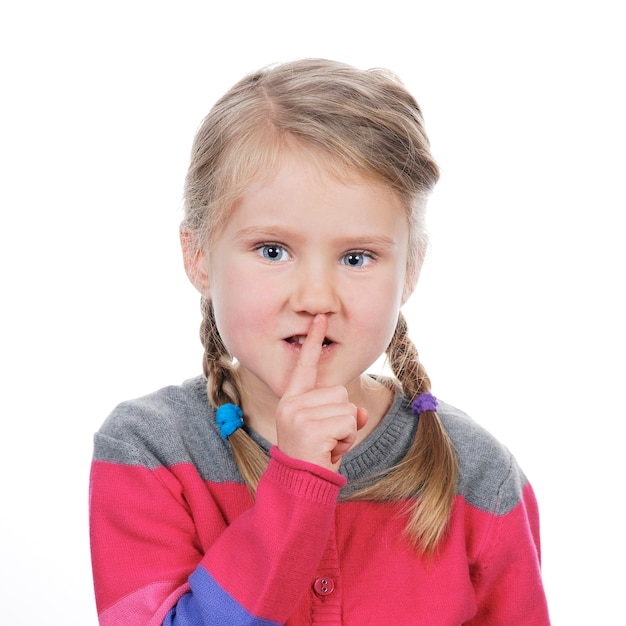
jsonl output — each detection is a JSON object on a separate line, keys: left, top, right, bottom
{"left": 182, "top": 59, "right": 457, "bottom": 553}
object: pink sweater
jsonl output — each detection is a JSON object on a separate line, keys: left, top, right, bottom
{"left": 90, "top": 376, "right": 550, "bottom": 625}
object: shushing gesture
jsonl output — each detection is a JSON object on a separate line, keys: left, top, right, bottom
{"left": 276, "top": 314, "right": 368, "bottom": 472}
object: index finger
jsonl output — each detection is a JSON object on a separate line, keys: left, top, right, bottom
{"left": 282, "top": 314, "right": 328, "bottom": 398}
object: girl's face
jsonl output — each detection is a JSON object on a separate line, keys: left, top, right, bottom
{"left": 197, "top": 153, "right": 412, "bottom": 411}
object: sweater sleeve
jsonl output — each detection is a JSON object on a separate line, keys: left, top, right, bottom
{"left": 466, "top": 462, "right": 550, "bottom": 625}
{"left": 90, "top": 440, "right": 345, "bottom": 626}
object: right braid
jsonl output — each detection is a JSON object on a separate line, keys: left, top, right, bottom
{"left": 199, "top": 297, "right": 269, "bottom": 490}
{"left": 385, "top": 312, "right": 427, "bottom": 400}
{"left": 350, "top": 312, "right": 458, "bottom": 554}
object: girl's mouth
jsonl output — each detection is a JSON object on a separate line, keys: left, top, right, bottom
{"left": 285, "top": 335, "right": 333, "bottom": 347}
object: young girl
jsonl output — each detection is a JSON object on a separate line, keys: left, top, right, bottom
{"left": 89, "top": 59, "right": 550, "bottom": 625}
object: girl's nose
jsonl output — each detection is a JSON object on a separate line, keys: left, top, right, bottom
{"left": 289, "top": 263, "right": 340, "bottom": 315}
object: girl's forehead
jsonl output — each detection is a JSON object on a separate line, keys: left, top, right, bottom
{"left": 227, "top": 158, "right": 408, "bottom": 237}
{"left": 207, "top": 140, "right": 411, "bottom": 246}
{"left": 239, "top": 145, "right": 395, "bottom": 203}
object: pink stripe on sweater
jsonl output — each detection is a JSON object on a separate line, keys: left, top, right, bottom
{"left": 98, "top": 581, "right": 190, "bottom": 626}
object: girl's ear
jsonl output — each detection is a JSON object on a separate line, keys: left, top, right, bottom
{"left": 180, "top": 230, "right": 210, "bottom": 297}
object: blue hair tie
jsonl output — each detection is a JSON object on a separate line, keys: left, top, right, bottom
{"left": 216, "top": 403, "right": 244, "bottom": 438}
{"left": 411, "top": 392, "right": 438, "bottom": 416}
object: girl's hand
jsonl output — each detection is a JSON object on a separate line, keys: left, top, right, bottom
{"left": 276, "top": 314, "right": 368, "bottom": 472}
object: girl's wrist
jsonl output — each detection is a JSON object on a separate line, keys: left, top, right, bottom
{"left": 269, "top": 446, "right": 347, "bottom": 493}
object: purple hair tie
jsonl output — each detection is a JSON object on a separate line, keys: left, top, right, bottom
{"left": 411, "top": 392, "right": 438, "bottom": 416}
{"left": 216, "top": 403, "right": 244, "bottom": 438}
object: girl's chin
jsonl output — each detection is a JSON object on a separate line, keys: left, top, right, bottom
{"left": 236, "top": 360, "right": 371, "bottom": 403}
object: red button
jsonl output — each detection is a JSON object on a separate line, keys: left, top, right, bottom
{"left": 313, "top": 577, "right": 335, "bottom": 596}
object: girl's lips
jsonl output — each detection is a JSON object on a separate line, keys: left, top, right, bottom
{"left": 285, "top": 335, "right": 333, "bottom": 347}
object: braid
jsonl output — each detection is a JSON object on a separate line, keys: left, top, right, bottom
{"left": 200, "top": 297, "right": 242, "bottom": 407}
{"left": 350, "top": 312, "right": 458, "bottom": 554}
{"left": 199, "top": 297, "right": 269, "bottom": 489}
{"left": 386, "top": 312, "right": 429, "bottom": 399}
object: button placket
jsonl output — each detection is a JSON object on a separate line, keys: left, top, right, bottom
{"left": 309, "top": 522, "right": 342, "bottom": 622}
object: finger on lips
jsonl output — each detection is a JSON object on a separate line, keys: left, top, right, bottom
{"left": 283, "top": 314, "right": 327, "bottom": 397}
{"left": 278, "top": 313, "right": 365, "bottom": 469}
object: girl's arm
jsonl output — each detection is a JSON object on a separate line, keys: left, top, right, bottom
{"left": 90, "top": 444, "right": 344, "bottom": 626}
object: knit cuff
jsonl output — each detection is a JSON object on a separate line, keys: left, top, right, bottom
{"left": 267, "top": 446, "right": 346, "bottom": 503}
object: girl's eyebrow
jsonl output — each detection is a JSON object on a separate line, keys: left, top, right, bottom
{"left": 233, "top": 225, "right": 299, "bottom": 240}
{"left": 233, "top": 225, "right": 398, "bottom": 248}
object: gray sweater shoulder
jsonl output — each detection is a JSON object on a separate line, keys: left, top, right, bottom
{"left": 438, "top": 400, "right": 528, "bottom": 515}
{"left": 93, "top": 376, "right": 240, "bottom": 482}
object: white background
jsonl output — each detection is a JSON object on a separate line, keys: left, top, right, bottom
{"left": 1, "top": 1, "right": 624, "bottom": 624}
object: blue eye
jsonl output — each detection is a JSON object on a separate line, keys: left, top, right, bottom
{"left": 341, "top": 251, "right": 372, "bottom": 267}
{"left": 258, "top": 244, "right": 290, "bottom": 262}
